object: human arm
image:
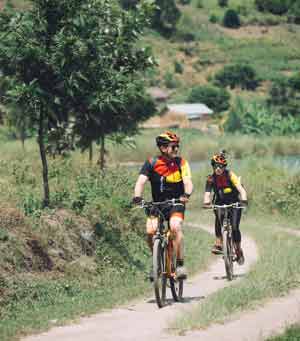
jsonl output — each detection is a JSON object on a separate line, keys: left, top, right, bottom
{"left": 180, "top": 160, "right": 193, "bottom": 203}
{"left": 230, "top": 172, "right": 247, "bottom": 203}
{"left": 133, "top": 174, "right": 148, "bottom": 199}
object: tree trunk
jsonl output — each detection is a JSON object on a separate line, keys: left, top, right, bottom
{"left": 89, "top": 142, "right": 93, "bottom": 164}
{"left": 38, "top": 111, "right": 50, "bottom": 207}
{"left": 99, "top": 134, "right": 105, "bottom": 170}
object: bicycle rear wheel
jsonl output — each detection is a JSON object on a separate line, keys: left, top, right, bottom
{"left": 153, "top": 239, "right": 167, "bottom": 308}
{"left": 222, "top": 229, "right": 234, "bottom": 281}
{"left": 170, "top": 260, "right": 183, "bottom": 302}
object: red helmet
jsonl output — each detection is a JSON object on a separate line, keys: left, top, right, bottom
{"left": 156, "top": 131, "right": 180, "bottom": 147}
{"left": 211, "top": 151, "right": 227, "bottom": 167}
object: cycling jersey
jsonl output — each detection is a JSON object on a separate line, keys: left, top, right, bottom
{"left": 140, "top": 156, "right": 191, "bottom": 202}
{"left": 205, "top": 170, "right": 241, "bottom": 205}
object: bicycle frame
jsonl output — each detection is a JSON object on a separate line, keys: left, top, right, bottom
{"left": 139, "top": 199, "right": 184, "bottom": 307}
{"left": 212, "top": 202, "right": 242, "bottom": 281}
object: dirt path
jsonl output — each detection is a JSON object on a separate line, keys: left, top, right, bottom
{"left": 23, "top": 223, "right": 300, "bottom": 341}
{"left": 24, "top": 223, "right": 258, "bottom": 341}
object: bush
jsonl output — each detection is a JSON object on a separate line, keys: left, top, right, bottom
{"left": 187, "top": 85, "right": 230, "bottom": 113}
{"left": 195, "top": 0, "right": 203, "bottom": 8}
{"left": 267, "top": 73, "right": 300, "bottom": 116}
{"left": 178, "top": 0, "right": 191, "bottom": 4}
{"left": 214, "top": 64, "right": 260, "bottom": 90}
{"left": 223, "top": 9, "right": 241, "bottom": 28}
{"left": 288, "top": 1, "right": 300, "bottom": 24}
{"left": 255, "top": 0, "right": 291, "bottom": 15}
{"left": 218, "top": 0, "right": 228, "bottom": 7}
{"left": 174, "top": 60, "right": 184, "bottom": 74}
{"left": 209, "top": 13, "right": 219, "bottom": 23}
{"left": 164, "top": 71, "right": 180, "bottom": 89}
{"left": 225, "top": 97, "right": 300, "bottom": 135}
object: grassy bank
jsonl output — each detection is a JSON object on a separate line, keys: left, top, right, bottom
{"left": 0, "top": 140, "right": 213, "bottom": 340}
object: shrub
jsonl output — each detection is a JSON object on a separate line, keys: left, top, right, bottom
{"left": 223, "top": 9, "right": 241, "bottom": 28}
{"left": 288, "top": 1, "right": 300, "bottom": 24}
{"left": 195, "top": 0, "right": 203, "bottom": 8}
{"left": 218, "top": 0, "right": 228, "bottom": 7}
{"left": 178, "top": 0, "right": 191, "bottom": 4}
{"left": 164, "top": 71, "right": 180, "bottom": 89}
{"left": 187, "top": 85, "right": 230, "bottom": 113}
{"left": 214, "top": 64, "right": 260, "bottom": 90}
{"left": 225, "top": 97, "right": 300, "bottom": 135}
{"left": 174, "top": 60, "right": 184, "bottom": 74}
{"left": 209, "top": 13, "right": 219, "bottom": 23}
{"left": 254, "top": 0, "right": 290, "bottom": 15}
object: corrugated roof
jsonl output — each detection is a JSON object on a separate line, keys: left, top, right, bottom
{"left": 167, "top": 103, "right": 213, "bottom": 117}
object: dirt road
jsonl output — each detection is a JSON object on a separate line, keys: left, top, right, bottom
{"left": 23, "top": 223, "right": 300, "bottom": 341}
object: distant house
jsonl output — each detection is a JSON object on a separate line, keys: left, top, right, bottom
{"left": 141, "top": 103, "right": 214, "bottom": 130}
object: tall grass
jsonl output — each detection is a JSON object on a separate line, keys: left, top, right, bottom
{"left": 106, "top": 129, "right": 300, "bottom": 164}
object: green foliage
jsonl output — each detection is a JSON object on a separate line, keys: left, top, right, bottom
{"left": 225, "top": 97, "right": 300, "bottom": 135}
{"left": 267, "top": 324, "right": 300, "bottom": 340}
{"left": 267, "top": 73, "right": 300, "bottom": 116}
{"left": 223, "top": 9, "right": 241, "bottom": 28}
{"left": 151, "top": 0, "right": 181, "bottom": 36}
{"left": 255, "top": 0, "right": 292, "bottom": 15}
{"left": 266, "top": 175, "right": 300, "bottom": 216}
{"left": 209, "top": 13, "right": 219, "bottom": 23}
{"left": 164, "top": 71, "right": 180, "bottom": 88}
{"left": 195, "top": 0, "right": 203, "bottom": 8}
{"left": 214, "top": 64, "right": 260, "bottom": 90}
{"left": 178, "top": 0, "right": 191, "bottom": 4}
{"left": 288, "top": 1, "right": 300, "bottom": 24}
{"left": 187, "top": 85, "right": 230, "bottom": 113}
{"left": 218, "top": 0, "right": 228, "bottom": 7}
{"left": 174, "top": 60, "right": 184, "bottom": 74}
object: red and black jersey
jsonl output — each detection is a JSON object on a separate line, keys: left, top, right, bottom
{"left": 205, "top": 170, "right": 240, "bottom": 204}
{"left": 140, "top": 156, "right": 191, "bottom": 202}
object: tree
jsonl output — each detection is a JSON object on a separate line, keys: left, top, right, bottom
{"left": 218, "top": 0, "right": 228, "bottom": 7}
{"left": 255, "top": 0, "right": 291, "bottom": 15}
{"left": 0, "top": 0, "right": 155, "bottom": 205}
{"left": 214, "top": 64, "right": 260, "bottom": 90}
{"left": 151, "top": 0, "right": 181, "bottom": 35}
{"left": 223, "top": 9, "right": 241, "bottom": 29}
{"left": 50, "top": 0, "right": 156, "bottom": 169}
{"left": 120, "top": 0, "right": 181, "bottom": 36}
{"left": 187, "top": 85, "right": 230, "bottom": 113}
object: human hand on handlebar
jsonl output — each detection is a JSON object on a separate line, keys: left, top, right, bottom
{"left": 202, "top": 203, "right": 212, "bottom": 209}
{"left": 131, "top": 196, "right": 143, "bottom": 207}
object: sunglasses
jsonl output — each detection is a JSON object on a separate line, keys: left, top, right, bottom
{"left": 214, "top": 164, "right": 225, "bottom": 169}
{"left": 169, "top": 144, "right": 179, "bottom": 151}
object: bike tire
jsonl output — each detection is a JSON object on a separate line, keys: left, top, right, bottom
{"left": 169, "top": 241, "right": 183, "bottom": 301}
{"left": 153, "top": 239, "right": 167, "bottom": 308}
{"left": 222, "top": 229, "right": 234, "bottom": 281}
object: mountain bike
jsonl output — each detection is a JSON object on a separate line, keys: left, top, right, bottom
{"left": 212, "top": 203, "right": 244, "bottom": 281}
{"left": 140, "top": 199, "right": 184, "bottom": 308}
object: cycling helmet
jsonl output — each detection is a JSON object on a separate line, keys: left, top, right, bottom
{"left": 156, "top": 131, "right": 180, "bottom": 147}
{"left": 211, "top": 150, "right": 227, "bottom": 167}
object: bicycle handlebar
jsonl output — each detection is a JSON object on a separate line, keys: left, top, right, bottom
{"left": 140, "top": 198, "right": 183, "bottom": 208}
{"left": 203, "top": 202, "right": 246, "bottom": 210}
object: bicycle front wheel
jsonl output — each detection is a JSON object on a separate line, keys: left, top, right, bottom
{"left": 222, "top": 229, "right": 234, "bottom": 281}
{"left": 153, "top": 239, "right": 167, "bottom": 308}
{"left": 170, "top": 245, "right": 183, "bottom": 302}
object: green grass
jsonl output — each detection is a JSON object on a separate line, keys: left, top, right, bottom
{"left": 170, "top": 211, "right": 300, "bottom": 332}
{"left": 267, "top": 325, "right": 300, "bottom": 340}
{"left": 106, "top": 129, "right": 300, "bottom": 164}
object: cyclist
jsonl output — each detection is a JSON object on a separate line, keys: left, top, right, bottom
{"left": 203, "top": 151, "right": 247, "bottom": 265}
{"left": 132, "top": 131, "right": 193, "bottom": 280}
